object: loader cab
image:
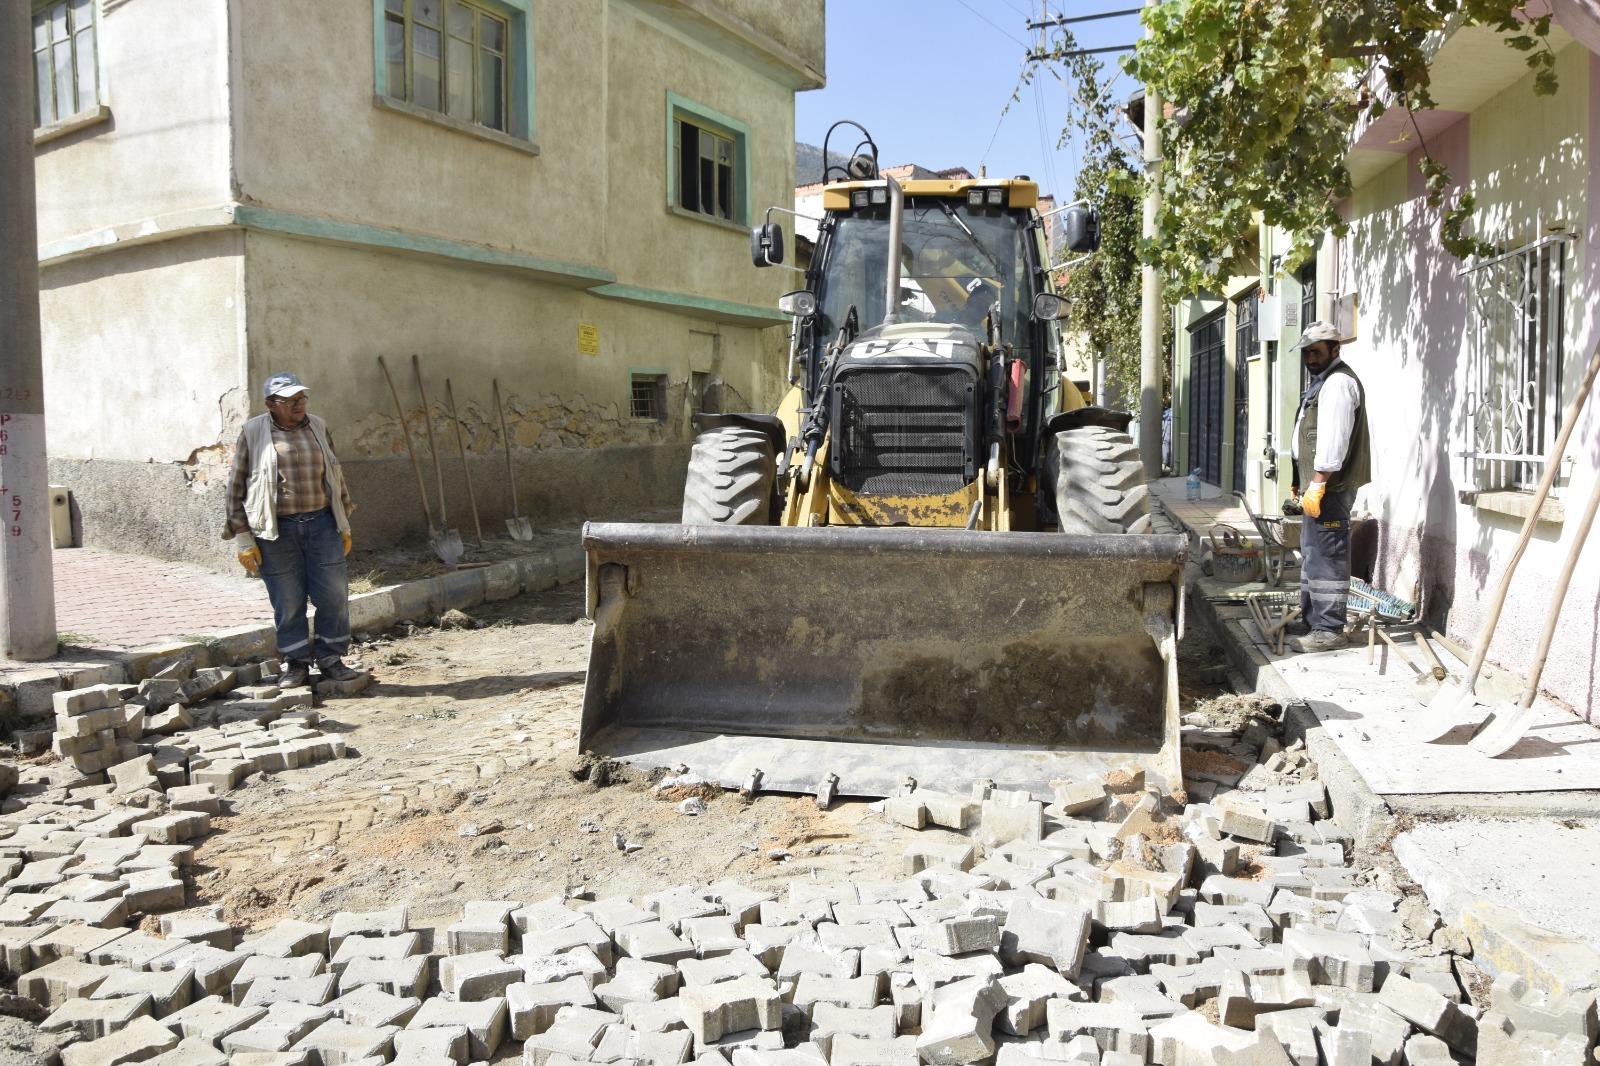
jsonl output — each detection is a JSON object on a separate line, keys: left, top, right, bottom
{"left": 793, "top": 179, "right": 1067, "bottom": 473}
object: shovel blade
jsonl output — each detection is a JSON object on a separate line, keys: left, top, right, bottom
{"left": 1418, "top": 676, "right": 1485, "bottom": 742}
{"left": 1468, "top": 702, "right": 1536, "bottom": 757}
{"left": 432, "top": 528, "right": 465, "bottom": 567}
{"left": 506, "top": 516, "right": 535, "bottom": 541}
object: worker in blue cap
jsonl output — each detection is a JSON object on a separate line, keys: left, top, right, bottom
{"left": 223, "top": 372, "right": 363, "bottom": 689}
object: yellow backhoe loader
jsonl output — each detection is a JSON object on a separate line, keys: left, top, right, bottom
{"left": 580, "top": 126, "right": 1186, "bottom": 798}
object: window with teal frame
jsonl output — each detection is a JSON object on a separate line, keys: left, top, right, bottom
{"left": 31, "top": 0, "right": 99, "bottom": 129}
{"left": 667, "top": 93, "right": 750, "bottom": 226}
{"left": 376, "top": 0, "right": 535, "bottom": 142}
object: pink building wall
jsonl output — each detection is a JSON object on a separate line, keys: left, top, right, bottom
{"left": 1342, "top": 49, "right": 1600, "bottom": 721}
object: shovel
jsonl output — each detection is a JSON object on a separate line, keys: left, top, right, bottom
{"left": 1469, "top": 468, "right": 1600, "bottom": 757}
{"left": 377, "top": 355, "right": 435, "bottom": 546}
{"left": 411, "top": 355, "right": 463, "bottom": 567}
{"left": 444, "top": 378, "right": 484, "bottom": 550}
{"left": 493, "top": 378, "right": 534, "bottom": 541}
{"left": 1421, "top": 337, "right": 1600, "bottom": 741}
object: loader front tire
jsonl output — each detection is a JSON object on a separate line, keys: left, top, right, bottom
{"left": 682, "top": 426, "right": 777, "bottom": 525}
{"left": 1047, "top": 425, "right": 1154, "bottom": 534}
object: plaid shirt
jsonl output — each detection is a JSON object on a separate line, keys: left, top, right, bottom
{"left": 226, "top": 417, "right": 352, "bottom": 534}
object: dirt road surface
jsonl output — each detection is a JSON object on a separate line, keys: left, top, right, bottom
{"left": 192, "top": 580, "right": 1234, "bottom": 942}
{"left": 192, "top": 585, "right": 921, "bottom": 938}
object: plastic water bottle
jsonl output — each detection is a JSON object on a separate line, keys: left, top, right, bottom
{"left": 1186, "top": 468, "right": 1201, "bottom": 501}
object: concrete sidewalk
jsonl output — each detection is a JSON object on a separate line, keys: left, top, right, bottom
{"left": 2, "top": 530, "right": 585, "bottom": 719}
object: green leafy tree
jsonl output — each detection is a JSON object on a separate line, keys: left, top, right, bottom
{"left": 1022, "top": 38, "right": 1162, "bottom": 411}
{"left": 1118, "top": 0, "right": 1560, "bottom": 293}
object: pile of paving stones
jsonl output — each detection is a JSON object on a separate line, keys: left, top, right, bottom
{"left": 5, "top": 690, "right": 1598, "bottom": 1065}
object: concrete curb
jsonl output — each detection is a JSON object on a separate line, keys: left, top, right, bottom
{"left": 3, "top": 543, "right": 585, "bottom": 723}
{"left": 1185, "top": 583, "right": 1397, "bottom": 852}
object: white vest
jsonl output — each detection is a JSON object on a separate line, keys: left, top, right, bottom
{"left": 237, "top": 412, "right": 351, "bottom": 542}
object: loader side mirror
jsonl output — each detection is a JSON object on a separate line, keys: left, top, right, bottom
{"left": 751, "top": 222, "right": 785, "bottom": 267}
{"left": 778, "top": 290, "right": 817, "bottom": 318}
{"left": 1062, "top": 206, "right": 1100, "bottom": 254}
{"left": 1031, "top": 292, "right": 1068, "bottom": 321}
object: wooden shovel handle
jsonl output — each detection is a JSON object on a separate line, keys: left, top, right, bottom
{"left": 378, "top": 356, "right": 433, "bottom": 529}
{"left": 1377, "top": 627, "right": 1418, "bottom": 673}
{"left": 1412, "top": 632, "right": 1448, "bottom": 681}
{"left": 1518, "top": 471, "right": 1600, "bottom": 709}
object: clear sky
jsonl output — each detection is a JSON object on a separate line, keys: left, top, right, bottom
{"left": 794, "top": 0, "right": 1143, "bottom": 200}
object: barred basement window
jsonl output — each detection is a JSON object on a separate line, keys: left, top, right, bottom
{"left": 32, "top": 0, "right": 98, "bottom": 129}
{"left": 383, "top": 0, "right": 508, "bottom": 133}
{"left": 630, "top": 374, "right": 667, "bottom": 421}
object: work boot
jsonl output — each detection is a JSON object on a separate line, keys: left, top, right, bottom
{"left": 279, "top": 660, "right": 312, "bottom": 689}
{"left": 316, "top": 657, "right": 364, "bottom": 683}
{"left": 1291, "top": 629, "right": 1349, "bottom": 654}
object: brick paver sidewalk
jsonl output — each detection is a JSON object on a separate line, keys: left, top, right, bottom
{"left": 51, "top": 547, "right": 274, "bottom": 649}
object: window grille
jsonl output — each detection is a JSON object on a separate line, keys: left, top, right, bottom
{"left": 1458, "top": 234, "right": 1572, "bottom": 492}
{"left": 630, "top": 374, "right": 666, "bottom": 421}
{"left": 1187, "top": 312, "right": 1226, "bottom": 485}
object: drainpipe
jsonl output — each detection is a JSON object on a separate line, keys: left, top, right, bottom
{"left": 0, "top": 3, "right": 58, "bottom": 660}
{"left": 881, "top": 176, "right": 905, "bottom": 327}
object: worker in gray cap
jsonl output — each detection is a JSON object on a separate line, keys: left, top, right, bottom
{"left": 1289, "top": 322, "right": 1371, "bottom": 653}
{"left": 223, "top": 372, "right": 363, "bottom": 689}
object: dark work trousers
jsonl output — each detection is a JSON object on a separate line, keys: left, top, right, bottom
{"left": 1300, "top": 489, "right": 1355, "bottom": 633}
{"left": 256, "top": 508, "right": 350, "bottom": 665}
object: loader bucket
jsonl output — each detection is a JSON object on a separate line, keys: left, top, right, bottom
{"left": 580, "top": 523, "right": 1187, "bottom": 798}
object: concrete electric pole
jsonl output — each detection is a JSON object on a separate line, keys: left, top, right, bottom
{"left": 1138, "top": 0, "right": 1165, "bottom": 478}
{"left": 1, "top": 2, "right": 59, "bottom": 660}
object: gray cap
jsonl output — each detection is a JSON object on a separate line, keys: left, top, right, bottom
{"left": 263, "top": 371, "right": 308, "bottom": 399}
{"left": 1293, "top": 321, "right": 1341, "bottom": 351}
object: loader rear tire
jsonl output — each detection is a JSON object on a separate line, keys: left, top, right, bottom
{"left": 1047, "top": 425, "right": 1154, "bottom": 534}
{"left": 682, "top": 426, "right": 777, "bottom": 525}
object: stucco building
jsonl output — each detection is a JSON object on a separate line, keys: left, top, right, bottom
{"left": 1169, "top": 13, "right": 1600, "bottom": 718}
{"left": 31, "top": 0, "right": 824, "bottom": 566}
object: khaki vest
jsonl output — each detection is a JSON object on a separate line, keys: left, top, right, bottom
{"left": 237, "top": 412, "right": 351, "bottom": 541}
{"left": 1296, "top": 361, "right": 1371, "bottom": 493}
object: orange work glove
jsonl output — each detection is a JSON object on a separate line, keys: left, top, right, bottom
{"left": 1302, "top": 481, "right": 1327, "bottom": 519}
{"left": 238, "top": 546, "right": 262, "bottom": 576}
{"left": 341, "top": 532, "right": 352, "bottom": 556}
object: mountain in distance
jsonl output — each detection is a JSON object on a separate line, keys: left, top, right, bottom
{"left": 795, "top": 142, "right": 853, "bottom": 186}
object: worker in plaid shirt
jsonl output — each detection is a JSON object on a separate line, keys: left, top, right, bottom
{"left": 224, "top": 372, "right": 363, "bottom": 689}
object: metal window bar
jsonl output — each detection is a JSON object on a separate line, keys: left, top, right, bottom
{"left": 1458, "top": 233, "right": 1571, "bottom": 492}
{"left": 631, "top": 375, "right": 664, "bottom": 421}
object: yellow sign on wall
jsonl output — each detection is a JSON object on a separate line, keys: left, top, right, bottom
{"left": 578, "top": 323, "right": 600, "bottom": 357}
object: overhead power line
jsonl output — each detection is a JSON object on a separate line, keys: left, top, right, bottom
{"left": 1028, "top": 7, "right": 1143, "bottom": 27}
{"left": 950, "top": 0, "right": 1029, "bottom": 47}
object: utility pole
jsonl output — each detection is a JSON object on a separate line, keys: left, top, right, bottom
{"left": 1137, "top": 0, "right": 1165, "bottom": 477}
{"left": 1, "top": 2, "right": 59, "bottom": 660}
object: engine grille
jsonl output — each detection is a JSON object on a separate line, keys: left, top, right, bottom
{"left": 832, "top": 369, "right": 975, "bottom": 495}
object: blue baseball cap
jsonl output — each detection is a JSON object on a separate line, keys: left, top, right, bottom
{"left": 263, "top": 371, "right": 309, "bottom": 399}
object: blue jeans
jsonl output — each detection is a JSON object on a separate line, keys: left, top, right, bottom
{"left": 257, "top": 508, "right": 350, "bottom": 664}
{"left": 1300, "top": 489, "right": 1354, "bottom": 633}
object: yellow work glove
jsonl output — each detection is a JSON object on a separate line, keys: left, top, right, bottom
{"left": 341, "top": 532, "right": 352, "bottom": 556}
{"left": 238, "top": 546, "right": 262, "bottom": 576}
{"left": 1302, "top": 481, "right": 1327, "bottom": 519}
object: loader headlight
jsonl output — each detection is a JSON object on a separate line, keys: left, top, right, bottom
{"left": 852, "top": 190, "right": 869, "bottom": 209}
{"left": 870, "top": 187, "right": 887, "bottom": 205}
{"left": 967, "top": 189, "right": 985, "bottom": 206}
{"left": 987, "top": 188, "right": 1004, "bottom": 205}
